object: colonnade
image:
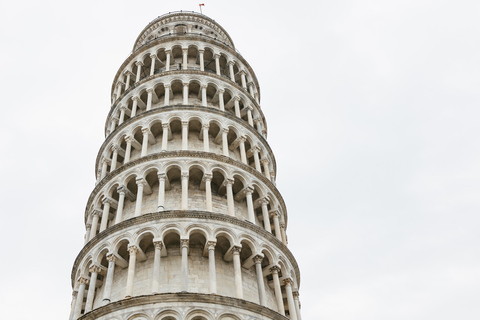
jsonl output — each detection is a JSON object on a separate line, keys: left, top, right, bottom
{"left": 99, "top": 126, "right": 273, "bottom": 183}
{"left": 112, "top": 43, "right": 259, "bottom": 106}
{"left": 71, "top": 240, "right": 300, "bottom": 320}
{"left": 108, "top": 81, "right": 265, "bottom": 138}
{"left": 87, "top": 170, "right": 287, "bottom": 245}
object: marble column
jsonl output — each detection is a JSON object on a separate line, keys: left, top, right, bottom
{"left": 204, "top": 173, "right": 213, "bottom": 211}
{"left": 244, "top": 187, "right": 255, "bottom": 223}
{"left": 180, "top": 239, "right": 189, "bottom": 291}
{"left": 115, "top": 186, "right": 126, "bottom": 224}
{"left": 284, "top": 279, "right": 298, "bottom": 320}
{"left": 261, "top": 158, "right": 271, "bottom": 179}
{"left": 231, "top": 246, "right": 243, "bottom": 299}
{"left": 182, "top": 121, "right": 188, "bottom": 150}
{"left": 222, "top": 128, "right": 229, "bottom": 156}
{"left": 125, "top": 245, "right": 138, "bottom": 298}
{"left": 207, "top": 241, "right": 217, "bottom": 294}
{"left": 271, "top": 266, "right": 285, "bottom": 315}
{"left": 141, "top": 128, "right": 150, "bottom": 156}
{"left": 225, "top": 178, "right": 235, "bottom": 216}
{"left": 183, "top": 83, "right": 189, "bottom": 104}
{"left": 73, "top": 277, "right": 88, "bottom": 319}
{"left": 164, "top": 84, "right": 170, "bottom": 106}
{"left": 161, "top": 123, "right": 169, "bottom": 150}
{"left": 253, "top": 255, "right": 266, "bottom": 306}
{"left": 85, "top": 265, "right": 104, "bottom": 313}
{"left": 202, "top": 124, "right": 210, "bottom": 151}
{"left": 102, "top": 254, "right": 116, "bottom": 305}
{"left": 218, "top": 89, "right": 225, "bottom": 111}
{"left": 157, "top": 173, "right": 166, "bottom": 211}
{"left": 134, "top": 178, "right": 145, "bottom": 217}
{"left": 259, "top": 198, "right": 272, "bottom": 232}
{"left": 181, "top": 172, "right": 189, "bottom": 209}
{"left": 152, "top": 240, "right": 163, "bottom": 293}
{"left": 149, "top": 54, "right": 156, "bottom": 75}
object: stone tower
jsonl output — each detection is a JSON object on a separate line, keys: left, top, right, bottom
{"left": 70, "top": 11, "right": 302, "bottom": 320}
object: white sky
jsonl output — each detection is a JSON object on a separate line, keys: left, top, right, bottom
{"left": 0, "top": 1, "right": 479, "bottom": 319}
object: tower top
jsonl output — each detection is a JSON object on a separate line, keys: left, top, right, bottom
{"left": 133, "top": 11, "right": 235, "bottom": 52}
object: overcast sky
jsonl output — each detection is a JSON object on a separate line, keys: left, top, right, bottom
{"left": 1, "top": 1, "right": 479, "bottom": 319}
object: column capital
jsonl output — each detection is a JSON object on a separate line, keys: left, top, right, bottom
{"left": 135, "top": 61, "right": 144, "bottom": 66}
{"left": 246, "top": 105, "right": 253, "bottom": 111}
{"left": 238, "top": 69, "right": 247, "bottom": 75}
{"left": 181, "top": 120, "right": 189, "bottom": 127}
{"left": 222, "top": 128, "right": 229, "bottom": 134}
{"left": 283, "top": 278, "right": 294, "bottom": 286}
{"left": 260, "top": 158, "right": 269, "bottom": 165}
{"left": 231, "top": 245, "right": 242, "bottom": 254}
{"left": 233, "top": 96, "right": 241, "bottom": 101}
{"left": 164, "top": 83, "right": 171, "bottom": 89}
{"left": 162, "top": 123, "right": 170, "bottom": 129}
{"left": 270, "top": 265, "right": 281, "bottom": 274}
{"left": 253, "top": 145, "right": 261, "bottom": 153}
{"left": 89, "top": 265, "right": 105, "bottom": 274}
{"left": 180, "top": 239, "right": 189, "bottom": 248}
{"left": 200, "top": 84, "right": 208, "bottom": 89}
{"left": 146, "top": 87, "right": 154, "bottom": 93}
{"left": 239, "top": 136, "right": 247, "bottom": 143}
{"left": 102, "top": 197, "right": 114, "bottom": 205}
{"left": 213, "top": 53, "right": 220, "bottom": 59}
{"left": 207, "top": 241, "right": 216, "bottom": 250}
{"left": 106, "top": 253, "right": 117, "bottom": 263}
{"left": 181, "top": 171, "right": 189, "bottom": 179}
{"left": 157, "top": 173, "right": 166, "bottom": 181}
{"left": 77, "top": 276, "right": 89, "bottom": 285}
{"left": 72, "top": 290, "right": 78, "bottom": 298}
{"left": 135, "top": 177, "right": 147, "bottom": 186}
{"left": 202, "top": 123, "right": 210, "bottom": 129}
{"left": 182, "top": 48, "right": 188, "bottom": 53}
{"left": 227, "top": 60, "right": 236, "bottom": 66}
{"left": 85, "top": 223, "right": 92, "bottom": 229}
{"left": 203, "top": 173, "right": 213, "bottom": 182}
{"left": 259, "top": 197, "right": 270, "bottom": 206}
{"left": 117, "top": 185, "right": 127, "bottom": 195}
{"left": 217, "top": 88, "right": 225, "bottom": 94}
{"left": 110, "top": 145, "right": 118, "bottom": 152}
{"left": 164, "top": 49, "right": 172, "bottom": 54}
{"left": 125, "top": 135, "right": 134, "bottom": 143}
{"left": 153, "top": 240, "right": 163, "bottom": 250}
{"left": 127, "top": 245, "right": 138, "bottom": 255}
{"left": 119, "top": 105, "right": 127, "bottom": 111}
{"left": 91, "top": 209, "right": 102, "bottom": 217}
{"left": 149, "top": 53, "right": 157, "bottom": 59}
{"left": 243, "top": 186, "right": 254, "bottom": 196}
{"left": 280, "top": 222, "right": 286, "bottom": 229}
{"left": 131, "top": 95, "right": 141, "bottom": 102}
{"left": 252, "top": 254, "right": 264, "bottom": 264}
{"left": 225, "top": 178, "right": 234, "bottom": 185}
{"left": 198, "top": 48, "right": 205, "bottom": 53}
{"left": 182, "top": 82, "right": 189, "bottom": 87}
{"left": 141, "top": 127, "right": 150, "bottom": 135}
{"left": 269, "top": 209, "right": 280, "bottom": 218}
{"left": 293, "top": 291, "right": 300, "bottom": 298}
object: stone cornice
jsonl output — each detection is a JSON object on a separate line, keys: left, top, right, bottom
{"left": 88, "top": 150, "right": 285, "bottom": 224}
{"left": 73, "top": 211, "right": 300, "bottom": 289}
{"left": 111, "top": 36, "right": 260, "bottom": 102}
{"left": 78, "top": 292, "right": 288, "bottom": 320}
{"left": 99, "top": 105, "right": 274, "bottom": 175}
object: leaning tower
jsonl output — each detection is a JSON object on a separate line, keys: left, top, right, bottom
{"left": 70, "top": 11, "right": 302, "bottom": 320}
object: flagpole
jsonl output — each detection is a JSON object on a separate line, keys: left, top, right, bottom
{"left": 199, "top": 4, "right": 203, "bottom": 14}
